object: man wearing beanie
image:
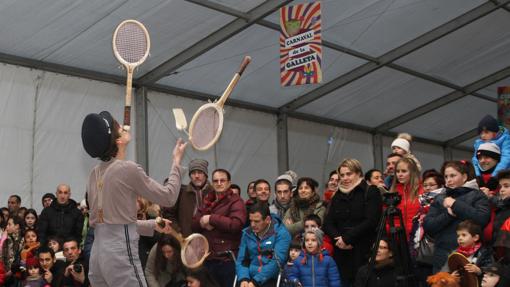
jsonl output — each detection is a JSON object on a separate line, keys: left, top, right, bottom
{"left": 163, "top": 158, "right": 214, "bottom": 237}
{"left": 81, "top": 111, "right": 185, "bottom": 287}
{"left": 473, "top": 114, "right": 510, "bottom": 179}
{"left": 270, "top": 174, "right": 293, "bottom": 219}
{"left": 476, "top": 143, "right": 502, "bottom": 193}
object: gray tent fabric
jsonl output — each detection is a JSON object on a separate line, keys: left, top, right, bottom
{"left": 0, "top": 1, "right": 507, "bottom": 206}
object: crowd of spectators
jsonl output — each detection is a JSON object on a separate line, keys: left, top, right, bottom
{"left": 1, "top": 115, "right": 510, "bottom": 287}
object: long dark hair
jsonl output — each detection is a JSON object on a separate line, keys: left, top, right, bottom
{"left": 154, "top": 235, "right": 183, "bottom": 279}
{"left": 185, "top": 267, "right": 220, "bottom": 287}
{"left": 24, "top": 208, "right": 38, "bottom": 229}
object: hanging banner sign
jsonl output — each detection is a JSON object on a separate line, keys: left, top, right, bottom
{"left": 498, "top": 86, "right": 510, "bottom": 129}
{"left": 280, "top": 1, "right": 322, "bottom": 86}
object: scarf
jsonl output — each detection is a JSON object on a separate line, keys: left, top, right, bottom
{"left": 338, "top": 178, "right": 363, "bottom": 194}
{"left": 199, "top": 189, "right": 233, "bottom": 215}
{"left": 272, "top": 199, "right": 290, "bottom": 218}
{"left": 456, "top": 242, "right": 481, "bottom": 257}
{"left": 289, "top": 193, "right": 321, "bottom": 222}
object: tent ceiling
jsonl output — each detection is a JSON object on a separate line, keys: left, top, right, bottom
{"left": 0, "top": 0, "right": 508, "bottom": 150}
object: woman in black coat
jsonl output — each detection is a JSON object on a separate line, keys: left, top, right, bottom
{"left": 324, "top": 158, "right": 382, "bottom": 286}
{"left": 423, "top": 161, "right": 490, "bottom": 272}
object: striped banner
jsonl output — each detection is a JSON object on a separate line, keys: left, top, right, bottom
{"left": 280, "top": 1, "right": 322, "bottom": 87}
{"left": 498, "top": 86, "right": 510, "bottom": 129}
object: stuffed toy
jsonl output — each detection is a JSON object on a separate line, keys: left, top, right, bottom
{"left": 427, "top": 272, "right": 460, "bottom": 287}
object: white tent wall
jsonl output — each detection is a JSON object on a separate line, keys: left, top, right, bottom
{"left": 146, "top": 90, "right": 278, "bottom": 199}
{"left": 0, "top": 64, "right": 38, "bottom": 210}
{"left": 0, "top": 63, "right": 131, "bottom": 211}
{"left": 0, "top": 63, "right": 479, "bottom": 211}
{"left": 288, "top": 118, "right": 374, "bottom": 192}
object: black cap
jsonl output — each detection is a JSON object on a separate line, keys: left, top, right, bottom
{"left": 478, "top": 115, "right": 499, "bottom": 134}
{"left": 81, "top": 111, "right": 114, "bottom": 158}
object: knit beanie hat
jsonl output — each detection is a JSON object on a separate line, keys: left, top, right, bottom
{"left": 477, "top": 142, "right": 501, "bottom": 161}
{"left": 188, "top": 159, "right": 209, "bottom": 177}
{"left": 391, "top": 138, "right": 410, "bottom": 153}
{"left": 276, "top": 170, "right": 298, "bottom": 186}
{"left": 304, "top": 228, "right": 324, "bottom": 247}
{"left": 478, "top": 115, "right": 499, "bottom": 134}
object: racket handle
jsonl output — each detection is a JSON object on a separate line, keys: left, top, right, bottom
{"left": 156, "top": 217, "right": 166, "bottom": 228}
{"left": 237, "top": 56, "right": 251, "bottom": 76}
{"left": 123, "top": 106, "right": 131, "bottom": 131}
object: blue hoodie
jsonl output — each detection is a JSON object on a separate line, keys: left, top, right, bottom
{"left": 236, "top": 215, "right": 291, "bottom": 286}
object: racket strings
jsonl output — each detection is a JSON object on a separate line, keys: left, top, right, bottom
{"left": 115, "top": 22, "right": 148, "bottom": 63}
{"left": 184, "top": 237, "right": 207, "bottom": 266}
{"left": 191, "top": 107, "right": 220, "bottom": 149}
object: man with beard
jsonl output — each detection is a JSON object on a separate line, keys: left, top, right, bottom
{"left": 383, "top": 153, "right": 402, "bottom": 189}
{"left": 270, "top": 176, "right": 292, "bottom": 219}
{"left": 164, "top": 159, "right": 214, "bottom": 237}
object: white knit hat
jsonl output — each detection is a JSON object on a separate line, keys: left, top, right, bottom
{"left": 477, "top": 142, "right": 501, "bottom": 161}
{"left": 391, "top": 138, "right": 410, "bottom": 153}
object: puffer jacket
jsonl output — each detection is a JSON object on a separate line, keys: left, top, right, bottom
{"left": 236, "top": 215, "right": 291, "bottom": 286}
{"left": 288, "top": 251, "right": 341, "bottom": 287}
{"left": 423, "top": 179, "right": 490, "bottom": 269}
{"left": 493, "top": 197, "right": 510, "bottom": 244}
{"left": 473, "top": 127, "right": 510, "bottom": 177}
{"left": 38, "top": 199, "right": 84, "bottom": 245}
{"left": 392, "top": 182, "right": 424, "bottom": 237}
{"left": 191, "top": 190, "right": 246, "bottom": 260}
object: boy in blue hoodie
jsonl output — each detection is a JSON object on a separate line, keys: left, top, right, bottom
{"left": 289, "top": 229, "right": 341, "bottom": 287}
{"left": 473, "top": 115, "right": 510, "bottom": 187}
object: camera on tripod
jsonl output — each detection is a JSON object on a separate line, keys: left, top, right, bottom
{"left": 382, "top": 192, "right": 401, "bottom": 207}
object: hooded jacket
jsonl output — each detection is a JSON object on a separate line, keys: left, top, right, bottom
{"left": 473, "top": 127, "right": 510, "bottom": 177}
{"left": 423, "top": 179, "right": 490, "bottom": 269}
{"left": 236, "top": 215, "right": 291, "bottom": 286}
{"left": 38, "top": 199, "right": 84, "bottom": 245}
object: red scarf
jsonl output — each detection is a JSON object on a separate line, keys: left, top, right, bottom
{"left": 200, "top": 189, "right": 232, "bottom": 214}
{"left": 456, "top": 242, "right": 481, "bottom": 257}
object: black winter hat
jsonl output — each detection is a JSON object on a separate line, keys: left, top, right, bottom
{"left": 478, "top": 115, "right": 499, "bottom": 134}
{"left": 81, "top": 111, "right": 114, "bottom": 158}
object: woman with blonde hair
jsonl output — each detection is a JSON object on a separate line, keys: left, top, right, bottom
{"left": 390, "top": 156, "right": 424, "bottom": 237}
{"left": 324, "top": 158, "right": 382, "bottom": 285}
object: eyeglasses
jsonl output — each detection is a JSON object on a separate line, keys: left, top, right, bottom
{"left": 212, "top": 179, "right": 228, "bottom": 184}
{"left": 423, "top": 184, "right": 438, "bottom": 188}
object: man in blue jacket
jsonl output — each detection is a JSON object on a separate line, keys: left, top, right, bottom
{"left": 236, "top": 202, "right": 291, "bottom": 287}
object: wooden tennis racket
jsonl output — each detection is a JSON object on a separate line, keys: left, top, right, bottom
{"left": 156, "top": 217, "right": 210, "bottom": 269}
{"left": 186, "top": 56, "right": 251, "bottom": 150}
{"left": 112, "top": 19, "right": 151, "bottom": 131}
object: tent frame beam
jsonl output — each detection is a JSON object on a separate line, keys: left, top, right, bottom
{"left": 137, "top": 0, "right": 293, "bottom": 85}
{"left": 278, "top": 0, "right": 508, "bottom": 111}
{"left": 375, "top": 65, "right": 510, "bottom": 132}
{"left": 187, "top": 0, "right": 497, "bottom": 103}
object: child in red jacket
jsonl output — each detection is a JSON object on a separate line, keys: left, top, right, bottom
{"left": 303, "top": 214, "right": 334, "bottom": 256}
